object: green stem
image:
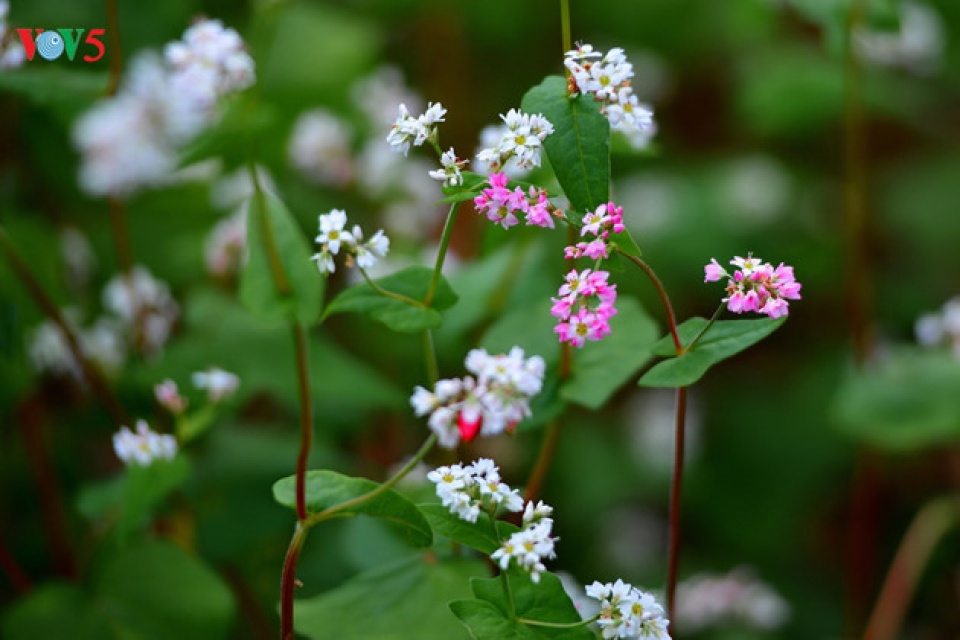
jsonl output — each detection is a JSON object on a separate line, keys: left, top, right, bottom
{"left": 423, "top": 330, "right": 440, "bottom": 385}
{"left": 279, "top": 521, "right": 309, "bottom": 640}
{"left": 104, "top": 0, "right": 123, "bottom": 97}
{"left": 560, "top": 0, "right": 572, "bottom": 56}
{"left": 291, "top": 323, "right": 313, "bottom": 522}
{"left": 863, "top": 497, "right": 960, "bottom": 640}
{"left": 0, "top": 226, "right": 129, "bottom": 426}
{"left": 684, "top": 302, "right": 726, "bottom": 353}
{"left": 520, "top": 616, "right": 596, "bottom": 629}
{"left": 425, "top": 202, "right": 460, "bottom": 307}
{"left": 250, "top": 167, "right": 292, "bottom": 296}
{"left": 359, "top": 268, "right": 423, "bottom": 307}
{"left": 501, "top": 571, "right": 517, "bottom": 620}
{"left": 304, "top": 433, "right": 439, "bottom": 528}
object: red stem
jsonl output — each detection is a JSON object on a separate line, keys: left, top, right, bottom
{"left": 279, "top": 522, "right": 308, "bottom": 640}
{"left": 0, "top": 537, "right": 33, "bottom": 594}
{"left": 291, "top": 323, "right": 313, "bottom": 522}
{"left": 665, "top": 386, "right": 688, "bottom": 624}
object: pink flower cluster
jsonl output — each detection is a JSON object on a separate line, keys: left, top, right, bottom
{"left": 551, "top": 269, "right": 618, "bottom": 347}
{"left": 564, "top": 201, "right": 625, "bottom": 261}
{"left": 473, "top": 172, "right": 557, "bottom": 230}
{"left": 704, "top": 255, "right": 802, "bottom": 319}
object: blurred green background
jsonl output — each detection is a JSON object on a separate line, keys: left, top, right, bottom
{"left": 2, "top": 0, "right": 960, "bottom": 638}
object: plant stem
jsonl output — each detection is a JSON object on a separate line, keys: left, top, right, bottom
{"left": 104, "top": 0, "right": 123, "bottom": 97}
{"left": 0, "top": 226, "right": 129, "bottom": 425}
{"left": 665, "top": 385, "right": 688, "bottom": 624}
{"left": 291, "top": 323, "right": 313, "bottom": 521}
{"left": 107, "top": 197, "right": 134, "bottom": 275}
{"left": 360, "top": 268, "right": 423, "bottom": 307}
{"left": 684, "top": 302, "right": 726, "bottom": 353}
{"left": 520, "top": 616, "right": 594, "bottom": 629}
{"left": 862, "top": 497, "right": 960, "bottom": 640}
{"left": 560, "top": 0, "right": 572, "bottom": 56}
{"left": 0, "top": 538, "right": 32, "bottom": 594}
{"left": 279, "top": 521, "right": 309, "bottom": 640}
{"left": 425, "top": 202, "right": 460, "bottom": 307}
{"left": 617, "top": 251, "right": 682, "bottom": 354}
{"left": 305, "top": 434, "right": 438, "bottom": 527}
{"left": 523, "top": 418, "right": 562, "bottom": 504}
{"left": 423, "top": 330, "right": 439, "bottom": 385}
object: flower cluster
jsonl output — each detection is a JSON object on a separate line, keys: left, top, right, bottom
{"left": 675, "top": 568, "right": 789, "bottom": 634}
{"left": 551, "top": 269, "right": 618, "bottom": 348}
{"left": 386, "top": 102, "right": 447, "bottom": 156}
{"left": 410, "top": 347, "right": 546, "bottom": 449}
{"left": 585, "top": 580, "right": 671, "bottom": 640}
{"left": 192, "top": 367, "right": 240, "bottom": 402}
{"left": 287, "top": 109, "right": 354, "bottom": 187}
{"left": 475, "top": 109, "right": 554, "bottom": 173}
{"left": 564, "top": 201, "right": 626, "bottom": 261}
{"left": 311, "top": 209, "right": 390, "bottom": 274}
{"left": 103, "top": 265, "right": 180, "bottom": 355}
{"left": 564, "top": 44, "right": 656, "bottom": 149}
{"left": 704, "top": 254, "right": 802, "bottom": 319}
{"left": 915, "top": 295, "right": 960, "bottom": 358}
{"left": 28, "top": 312, "right": 125, "bottom": 381}
{"left": 473, "top": 172, "right": 558, "bottom": 230}
{"left": 112, "top": 419, "right": 178, "bottom": 467}
{"left": 428, "top": 148, "right": 468, "bottom": 187}
{"left": 491, "top": 500, "right": 557, "bottom": 584}
{"left": 427, "top": 458, "right": 524, "bottom": 523}
{"left": 74, "top": 19, "right": 254, "bottom": 196}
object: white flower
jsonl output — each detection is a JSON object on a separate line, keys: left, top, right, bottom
{"left": 288, "top": 109, "right": 354, "bottom": 187}
{"left": 410, "top": 386, "right": 437, "bottom": 416}
{"left": 386, "top": 103, "right": 429, "bottom": 156}
{"left": 491, "top": 519, "right": 557, "bottom": 584}
{"left": 315, "top": 209, "right": 354, "bottom": 255}
{"left": 192, "top": 367, "right": 239, "bottom": 402}
{"left": 585, "top": 580, "right": 671, "bottom": 640}
{"left": 428, "top": 148, "right": 466, "bottom": 187}
{"left": 675, "top": 568, "right": 789, "bottom": 634}
{"left": 102, "top": 265, "right": 179, "bottom": 355}
{"left": 205, "top": 206, "right": 247, "bottom": 278}
{"left": 113, "top": 419, "right": 177, "bottom": 466}
{"left": 311, "top": 249, "right": 335, "bottom": 274}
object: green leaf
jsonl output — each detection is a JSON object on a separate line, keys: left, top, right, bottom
{"left": 295, "top": 555, "right": 486, "bottom": 640}
{"left": 521, "top": 75, "right": 610, "bottom": 214}
{"left": 454, "top": 571, "right": 593, "bottom": 639}
{"left": 239, "top": 189, "right": 323, "bottom": 324}
{"left": 94, "top": 540, "right": 236, "bottom": 640}
{"left": 639, "top": 316, "right": 785, "bottom": 387}
{"left": 322, "top": 266, "right": 458, "bottom": 333}
{"left": 419, "top": 504, "right": 518, "bottom": 555}
{"left": 562, "top": 296, "right": 659, "bottom": 409}
{"left": 612, "top": 228, "right": 643, "bottom": 259}
{"left": 76, "top": 457, "right": 190, "bottom": 540}
{"left": 272, "top": 470, "right": 433, "bottom": 548}
{"left": 440, "top": 171, "right": 488, "bottom": 203}
{"left": 1, "top": 583, "right": 114, "bottom": 640}
{"left": 831, "top": 349, "right": 960, "bottom": 451}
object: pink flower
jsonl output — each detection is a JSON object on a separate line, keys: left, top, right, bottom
{"left": 706, "top": 254, "right": 802, "bottom": 318}
{"left": 704, "top": 258, "right": 727, "bottom": 282}
{"left": 551, "top": 269, "right": 618, "bottom": 347}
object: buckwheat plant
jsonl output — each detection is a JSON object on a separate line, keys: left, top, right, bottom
{"left": 0, "top": 2, "right": 805, "bottom": 639}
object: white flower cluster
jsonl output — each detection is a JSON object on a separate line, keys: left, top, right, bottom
{"left": 915, "top": 296, "right": 960, "bottom": 358}
{"left": 103, "top": 265, "right": 179, "bottom": 355}
{"left": 427, "top": 147, "right": 467, "bottom": 187}
{"left": 28, "top": 312, "right": 125, "bottom": 381}
{"left": 585, "top": 580, "right": 671, "bottom": 640}
{"left": 475, "top": 109, "right": 554, "bottom": 173}
{"left": 427, "top": 457, "right": 524, "bottom": 523}
{"left": 410, "top": 347, "right": 546, "bottom": 449}
{"left": 674, "top": 567, "right": 789, "bottom": 634}
{"left": 491, "top": 500, "right": 557, "bottom": 584}
{"left": 386, "top": 102, "right": 447, "bottom": 156}
{"left": 564, "top": 44, "right": 656, "bottom": 149}
{"left": 310, "top": 209, "right": 390, "bottom": 274}
{"left": 0, "top": 1, "right": 25, "bottom": 70}
{"left": 192, "top": 366, "right": 240, "bottom": 402}
{"left": 287, "top": 109, "right": 354, "bottom": 187}
{"left": 205, "top": 207, "right": 246, "bottom": 278}
{"left": 74, "top": 19, "right": 254, "bottom": 197}
{"left": 112, "top": 419, "right": 177, "bottom": 467}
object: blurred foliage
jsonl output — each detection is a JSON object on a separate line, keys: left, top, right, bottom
{"left": 3, "top": 0, "right": 960, "bottom": 638}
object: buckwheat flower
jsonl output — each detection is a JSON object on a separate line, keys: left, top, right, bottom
{"left": 113, "top": 419, "right": 178, "bottom": 467}
{"left": 428, "top": 458, "right": 523, "bottom": 522}
{"left": 915, "top": 296, "right": 960, "bottom": 358}
{"left": 387, "top": 102, "right": 444, "bottom": 155}
{"left": 675, "top": 567, "right": 789, "bottom": 634}
{"left": 585, "top": 580, "right": 670, "bottom": 640}
{"left": 165, "top": 18, "right": 255, "bottom": 100}
{"left": 27, "top": 312, "right": 126, "bottom": 381}
{"left": 288, "top": 109, "right": 354, "bottom": 187}
{"left": 706, "top": 254, "right": 802, "bottom": 319}
{"left": 428, "top": 148, "right": 467, "bottom": 187}
{"left": 192, "top": 367, "right": 239, "bottom": 402}
{"left": 102, "top": 266, "right": 179, "bottom": 355}
{"left": 351, "top": 65, "right": 423, "bottom": 128}
{"left": 474, "top": 109, "right": 553, "bottom": 172}
{"left": 155, "top": 379, "right": 187, "bottom": 415}
{"left": 311, "top": 248, "right": 336, "bottom": 274}
{"left": 552, "top": 269, "right": 618, "bottom": 347}
{"left": 522, "top": 500, "right": 554, "bottom": 528}
{"left": 491, "top": 519, "right": 557, "bottom": 584}
{"left": 205, "top": 207, "right": 247, "bottom": 278}
{"left": 315, "top": 209, "right": 353, "bottom": 255}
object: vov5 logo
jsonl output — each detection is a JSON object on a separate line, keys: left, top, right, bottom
{"left": 16, "top": 28, "right": 106, "bottom": 63}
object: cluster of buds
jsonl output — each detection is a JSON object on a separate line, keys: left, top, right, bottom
{"left": 428, "top": 148, "right": 468, "bottom": 187}
{"left": 704, "top": 255, "right": 802, "bottom": 319}
{"left": 410, "top": 347, "right": 545, "bottom": 449}
{"left": 112, "top": 419, "right": 178, "bottom": 467}
{"left": 564, "top": 44, "right": 655, "bottom": 148}
{"left": 551, "top": 269, "right": 618, "bottom": 348}
{"left": 473, "top": 172, "right": 558, "bottom": 230}
{"left": 475, "top": 109, "right": 554, "bottom": 172}
{"left": 311, "top": 209, "right": 390, "bottom": 274}
{"left": 585, "top": 579, "right": 671, "bottom": 639}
